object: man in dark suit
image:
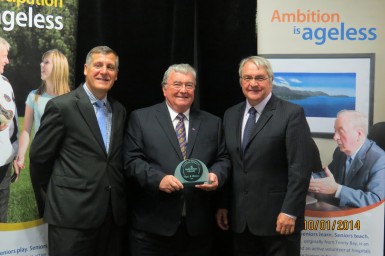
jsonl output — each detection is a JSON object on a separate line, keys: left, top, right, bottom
{"left": 216, "top": 56, "right": 320, "bottom": 256}
{"left": 309, "top": 110, "right": 385, "bottom": 208}
{"left": 29, "top": 46, "right": 127, "bottom": 256}
{"left": 124, "top": 63, "right": 230, "bottom": 256}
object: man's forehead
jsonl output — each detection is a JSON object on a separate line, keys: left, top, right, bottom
{"left": 170, "top": 71, "right": 193, "bottom": 80}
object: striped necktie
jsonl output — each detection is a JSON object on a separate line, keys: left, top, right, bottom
{"left": 175, "top": 113, "right": 187, "bottom": 160}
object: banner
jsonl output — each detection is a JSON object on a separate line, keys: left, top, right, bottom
{"left": 0, "top": 220, "right": 48, "bottom": 255}
{"left": 257, "top": 1, "right": 385, "bottom": 255}
{"left": 303, "top": 200, "right": 384, "bottom": 255}
{"left": 0, "top": 0, "right": 78, "bottom": 253}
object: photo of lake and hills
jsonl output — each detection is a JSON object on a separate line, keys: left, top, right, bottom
{"left": 272, "top": 72, "right": 356, "bottom": 118}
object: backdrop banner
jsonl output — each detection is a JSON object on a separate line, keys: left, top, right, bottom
{"left": 0, "top": 1, "right": 78, "bottom": 254}
{"left": 257, "top": 0, "right": 384, "bottom": 256}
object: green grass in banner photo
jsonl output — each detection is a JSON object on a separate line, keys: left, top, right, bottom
{"left": 8, "top": 117, "right": 39, "bottom": 222}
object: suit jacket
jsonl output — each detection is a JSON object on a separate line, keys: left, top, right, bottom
{"left": 29, "top": 86, "right": 127, "bottom": 229}
{"left": 124, "top": 101, "right": 230, "bottom": 236}
{"left": 223, "top": 94, "right": 318, "bottom": 236}
{"left": 328, "top": 138, "right": 385, "bottom": 207}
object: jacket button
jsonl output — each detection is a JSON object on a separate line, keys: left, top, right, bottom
{"left": 105, "top": 185, "right": 111, "bottom": 191}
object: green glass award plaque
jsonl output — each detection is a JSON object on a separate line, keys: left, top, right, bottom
{"left": 174, "top": 159, "right": 209, "bottom": 185}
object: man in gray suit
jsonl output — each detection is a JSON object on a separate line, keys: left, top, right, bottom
{"left": 124, "top": 63, "right": 230, "bottom": 256}
{"left": 216, "top": 56, "right": 320, "bottom": 256}
{"left": 30, "top": 46, "right": 127, "bottom": 256}
{"left": 309, "top": 110, "right": 385, "bottom": 208}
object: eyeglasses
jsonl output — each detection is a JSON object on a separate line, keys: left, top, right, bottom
{"left": 241, "top": 76, "right": 270, "bottom": 83}
{"left": 169, "top": 82, "right": 195, "bottom": 90}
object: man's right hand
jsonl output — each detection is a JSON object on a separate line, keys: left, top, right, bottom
{"left": 159, "top": 175, "right": 184, "bottom": 193}
{"left": 216, "top": 208, "right": 229, "bottom": 230}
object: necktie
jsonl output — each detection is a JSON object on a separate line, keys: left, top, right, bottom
{"left": 345, "top": 157, "right": 353, "bottom": 178}
{"left": 175, "top": 113, "right": 187, "bottom": 160}
{"left": 95, "top": 100, "right": 107, "bottom": 150}
{"left": 242, "top": 107, "right": 257, "bottom": 150}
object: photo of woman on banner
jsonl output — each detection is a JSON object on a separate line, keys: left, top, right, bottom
{"left": 15, "top": 49, "right": 71, "bottom": 218}
{"left": 308, "top": 110, "right": 385, "bottom": 209}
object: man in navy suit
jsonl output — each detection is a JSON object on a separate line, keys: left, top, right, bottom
{"left": 216, "top": 56, "right": 320, "bottom": 256}
{"left": 309, "top": 110, "right": 385, "bottom": 208}
{"left": 30, "top": 46, "right": 127, "bottom": 256}
{"left": 124, "top": 63, "right": 230, "bottom": 256}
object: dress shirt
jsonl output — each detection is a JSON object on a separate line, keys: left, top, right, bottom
{"left": 83, "top": 84, "right": 112, "bottom": 152}
{"left": 166, "top": 103, "right": 190, "bottom": 142}
{"left": 241, "top": 93, "right": 271, "bottom": 141}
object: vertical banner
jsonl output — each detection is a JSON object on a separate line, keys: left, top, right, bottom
{"left": 257, "top": 0, "right": 384, "bottom": 256}
{"left": 0, "top": 0, "right": 78, "bottom": 254}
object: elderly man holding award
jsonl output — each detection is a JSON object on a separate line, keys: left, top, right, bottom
{"left": 124, "top": 63, "right": 230, "bottom": 256}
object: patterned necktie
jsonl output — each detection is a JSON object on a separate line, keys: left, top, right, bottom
{"left": 95, "top": 100, "right": 107, "bottom": 150}
{"left": 242, "top": 107, "right": 257, "bottom": 151}
{"left": 175, "top": 113, "right": 187, "bottom": 160}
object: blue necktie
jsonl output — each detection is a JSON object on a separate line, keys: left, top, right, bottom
{"left": 345, "top": 157, "right": 353, "bottom": 178}
{"left": 242, "top": 107, "right": 257, "bottom": 151}
{"left": 175, "top": 114, "right": 187, "bottom": 160}
{"left": 95, "top": 100, "right": 107, "bottom": 150}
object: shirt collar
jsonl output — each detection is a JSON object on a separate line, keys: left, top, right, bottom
{"left": 348, "top": 142, "right": 364, "bottom": 161}
{"left": 83, "top": 83, "right": 107, "bottom": 104}
{"left": 245, "top": 92, "right": 272, "bottom": 115}
{"left": 165, "top": 102, "right": 190, "bottom": 121}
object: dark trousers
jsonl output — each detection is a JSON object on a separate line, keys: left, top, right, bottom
{"left": 0, "top": 163, "right": 11, "bottom": 222}
{"left": 233, "top": 228, "right": 301, "bottom": 256}
{"left": 29, "top": 164, "right": 46, "bottom": 218}
{"left": 48, "top": 207, "right": 124, "bottom": 256}
{"left": 0, "top": 163, "right": 10, "bottom": 185}
{"left": 129, "top": 218, "right": 211, "bottom": 256}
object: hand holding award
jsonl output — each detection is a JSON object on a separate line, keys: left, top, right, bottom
{"left": 174, "top": 159, "right": 219, "bottom": 191}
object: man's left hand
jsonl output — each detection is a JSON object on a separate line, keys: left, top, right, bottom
{"left": 276, "top": 213, "right": 296, "bottom": 235}
{"left": 308, "top": 167, "right": 338, "bottom": 195}
{"left": 195, "top": 172, "right": 218, "bottom": 191}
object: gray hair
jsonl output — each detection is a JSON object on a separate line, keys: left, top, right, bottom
{"left": 161, "top": 63, "right": 196, "bottom": 88}
{"left": 337, "top": 110, "right": 368, "bottom": 135}
{"left": 85, "top": 46, "right": 119, "bottom": 70}
{"left": 0, "top": 37, "right": 10, "bottom": 51}
{"left": 238, "top": 56, "right": 274, "bottom": 80}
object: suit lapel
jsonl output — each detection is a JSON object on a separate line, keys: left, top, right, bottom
{"left": 108, "top": 97, "right": 123, "bottom": 155}
{"left": 186, "top": 109, "right": 201, "bottom": 159}
{"left": 75, "top": 86, "right": 107, "bottom": 154}
{"left": 334, "top": 156, "right": 346, "bottom": 184}
{"left": 155, "top": 102, "right": 185, "bottom": 161}
{"left": 244, "top": 96, "right": 276, "bottom": 151}
{"left": 345, "top": 139, "right": 370, "bottom": 184}
{"left": 237, "top": 103, "right": 246, "bottom": 151}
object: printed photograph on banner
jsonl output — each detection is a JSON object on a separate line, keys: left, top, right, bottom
{"left": 273, "top": 72, "right": 356, "bottom": 118}
{"left": 0, "top": 0, "right": 78, "bottom": 223}
{"left": 1, "top": 0, "right": 78, "bottom": 254}
{"left": 303, "top": 102, "right": 385, "bottom": 256}
{"left": 264, "top": 54, "right": 374, "bottom": 138}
